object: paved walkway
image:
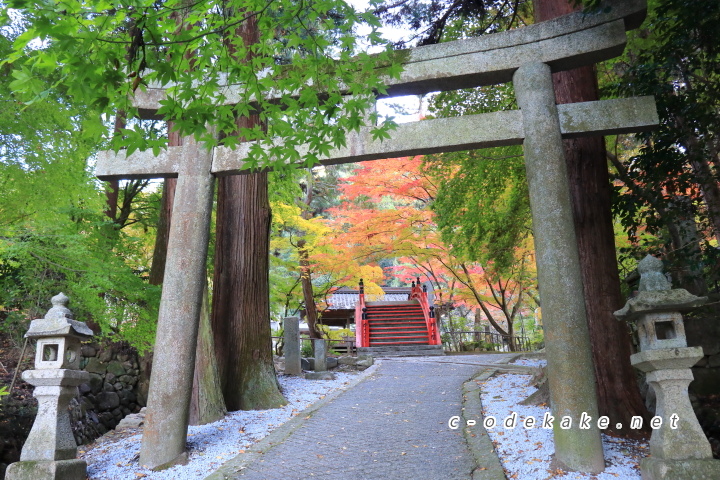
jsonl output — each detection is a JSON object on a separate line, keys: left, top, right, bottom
{"left": 211, "top": 354, "right": 514, "bottom": 480}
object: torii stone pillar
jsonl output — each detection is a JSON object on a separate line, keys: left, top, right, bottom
{"left": 514, "top": 62, "right": 604, "bottom": 473}
{"left": 138, "top": 137, "right": 214, "bottom": 469}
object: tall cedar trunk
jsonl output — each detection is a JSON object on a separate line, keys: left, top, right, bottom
{"left": 104, "top": 114, "right": 126, "bottom": 221}
{"left": 212, "top": 168, "right": 286, "bottom": 410}
{"left": 147, "top": 125, "right": 226, "bottom": 424}
{"left": 149, "top": 177, "right": 177, "bottom": 285}
{"left": 534, "top": 0, "right": 650, "bottom": 437}
{"left": 210, "top": 15, "right": 286, "bottom": 411}
{"left": 189, "top": 277, "right": 227, "bottom": 425}
{"left": 149, "top": 125, "right": 180, "bottom": 285}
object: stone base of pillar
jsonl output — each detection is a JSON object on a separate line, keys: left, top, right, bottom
{"left": 5, "top": 459, "right": 87, "bottom": 480}
{"left": 640, "top": 457, "right": 720, "bottom": 480}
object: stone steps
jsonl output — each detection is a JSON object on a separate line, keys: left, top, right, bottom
{"left": 358, "top": 345, "right": 445, "bottom": 357}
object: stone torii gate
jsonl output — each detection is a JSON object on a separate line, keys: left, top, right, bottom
{"left": 96, "top": 0, "right": 657, "bottom": 473}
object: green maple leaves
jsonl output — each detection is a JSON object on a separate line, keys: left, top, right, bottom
{"left": 2, "top": 0, "right": 402, "bottom": 171}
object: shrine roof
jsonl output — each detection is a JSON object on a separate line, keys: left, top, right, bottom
{"left": 326, "top": 287, "right": 411, "bottom": 310}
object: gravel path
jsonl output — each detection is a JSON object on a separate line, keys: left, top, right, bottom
{"left": 480, "top": 358, "right": 648, "bottom": 479}
{"left": 224, "top": 354, "right": 514, "bottom": 480}
{"left": 80, "top": 372, "right": 365, "bottom": 479}
{"left": 81, "top": 354, "right": 649, "bottom": 480}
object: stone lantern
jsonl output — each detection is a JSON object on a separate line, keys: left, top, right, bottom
{"left": 5, "top": 293, "right": 93, "bottom": 480}
{"left": 615, "top": 255, "right": 720, "bottom": 480}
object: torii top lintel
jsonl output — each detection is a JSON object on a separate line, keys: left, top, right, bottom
{"left": 96, "top": 0, "right": 657, "bottom": 181}
{"left": 130, "top": 0, "right": 646, "bottom": 119}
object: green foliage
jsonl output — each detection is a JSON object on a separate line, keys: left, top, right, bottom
{"left": 318, "top": 325, "right": 352, "bottom": 341}
{"left": 374, "top": 0, "right": 531, "bottom": 47}
{"left": 301, "top": 339, "right": 313, "bottom": 358}
{"left": 0, "top": 210, "right": 162, "bottom": 352}
{"left": 425, "top": 147, "right": 530, "bottom": 273}
{"left": 1, "top": 0, "right": 400, "bottom": 170}
{"left": 0, "top": 30, "right": 161, "bottom": 353}
{"left": 0, "top": 310, "right": 26, "bottom": 348}
{"left": 425, "top": 84, "right": 531, "bottom": 273}
{"left": 606, "top": 0, "right": 720, "bottom": 287}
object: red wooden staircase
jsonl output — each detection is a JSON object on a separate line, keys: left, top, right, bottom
{"left": 355, "top": 279, "right": 444, "bottom": 356}
{"left": 365, "top": 301, "right": 430, "bottom": 346}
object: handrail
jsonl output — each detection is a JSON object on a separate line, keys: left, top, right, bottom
{"left": 409, "top": 278, "right": 441, "bottom": 346}
{"left": 442, "top": 331, "right": 534, "bottom": 352}
{"left": 355, "top": 279, "right": 368, "bottom": 348}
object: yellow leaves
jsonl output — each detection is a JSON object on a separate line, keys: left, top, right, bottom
{"left": 271, "top": 201, "right": 332, "bottom": 241}
{"left": 271, "top": 201, "right": 302, "bottom": 225}
{"left": 358, "top": 265, "right": 384, "bottom": 291}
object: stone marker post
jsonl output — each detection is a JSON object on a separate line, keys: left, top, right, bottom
{"left": 139, "top": 137, "right": 215, "bottom": 469}
{"left": 513, "top": 62, "right": 605, "bottom": 474}
{"left": 615, "top": 255, "right": 720, "bottom": 480}
{"left": 6, "top": 293, "right": 92, "bottom": 480}
{"left": 314, "top": 339, "right": 327, "bottom": 372}
{"left": 284, "top": 317, "right": 302, "bottom": 375}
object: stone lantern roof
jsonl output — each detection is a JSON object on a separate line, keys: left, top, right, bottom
{"left": 614, "top": 255, "right": 707, "bottom": 323}
{"left": 25, "top": 292, "right": 94, "bottom": 339}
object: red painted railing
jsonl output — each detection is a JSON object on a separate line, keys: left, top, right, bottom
{"left": 355, "top": 279, "right": 368, "bottom": 348}
{"left": 355, "top": 278, "right": 440, "bottom": 347}
{"left": 409, "top": 278, "right": 442, "bottom": 346}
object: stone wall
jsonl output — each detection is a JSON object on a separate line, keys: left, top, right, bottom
{"left": 686, "top": 313, "right": 720, "bottom": 396}
{"left": 69, "top": 341, "right": 146, "bottom": 445}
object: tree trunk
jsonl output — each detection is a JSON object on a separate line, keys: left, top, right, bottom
{"left": 298, "top": 176, "right": 322, "bottom": 340}
{"left": 210, "top": 13, "right": 286, "bottom": 411}
{"left": 212, "top": 169, "right": 287, "bottom": 410}
{"left": 504, "top": 313, "right": 515, "bottom": 352}
{"left": 534, "top": 0, "right": 650, "bottom": 437}
{"left": 299, "top": 240, "right": 322, "bottom": 340}
{"left": 149, "top": 125, "right": 181, "bottom": 285}
{"left": 189, "top": 277, "right": 227, "bottom": 425}
{"left": 210, "top": 16, "right": 285, "bottom": 409}
{"left": 474, "top": 308, "right": 482, "bottom": 343}
{"left": 148, "top": 178, "right": 177, "bottom": 285}
{"left": 104, "top": 114, "right": 125, "bottom": 222}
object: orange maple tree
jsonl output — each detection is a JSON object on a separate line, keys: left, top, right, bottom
{"left": 323, "top": 156, "right": 537, "bottom": 349}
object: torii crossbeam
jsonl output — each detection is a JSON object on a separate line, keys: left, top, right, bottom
{"left": 96, "top": 1, "right": 657, "bottom": 473}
